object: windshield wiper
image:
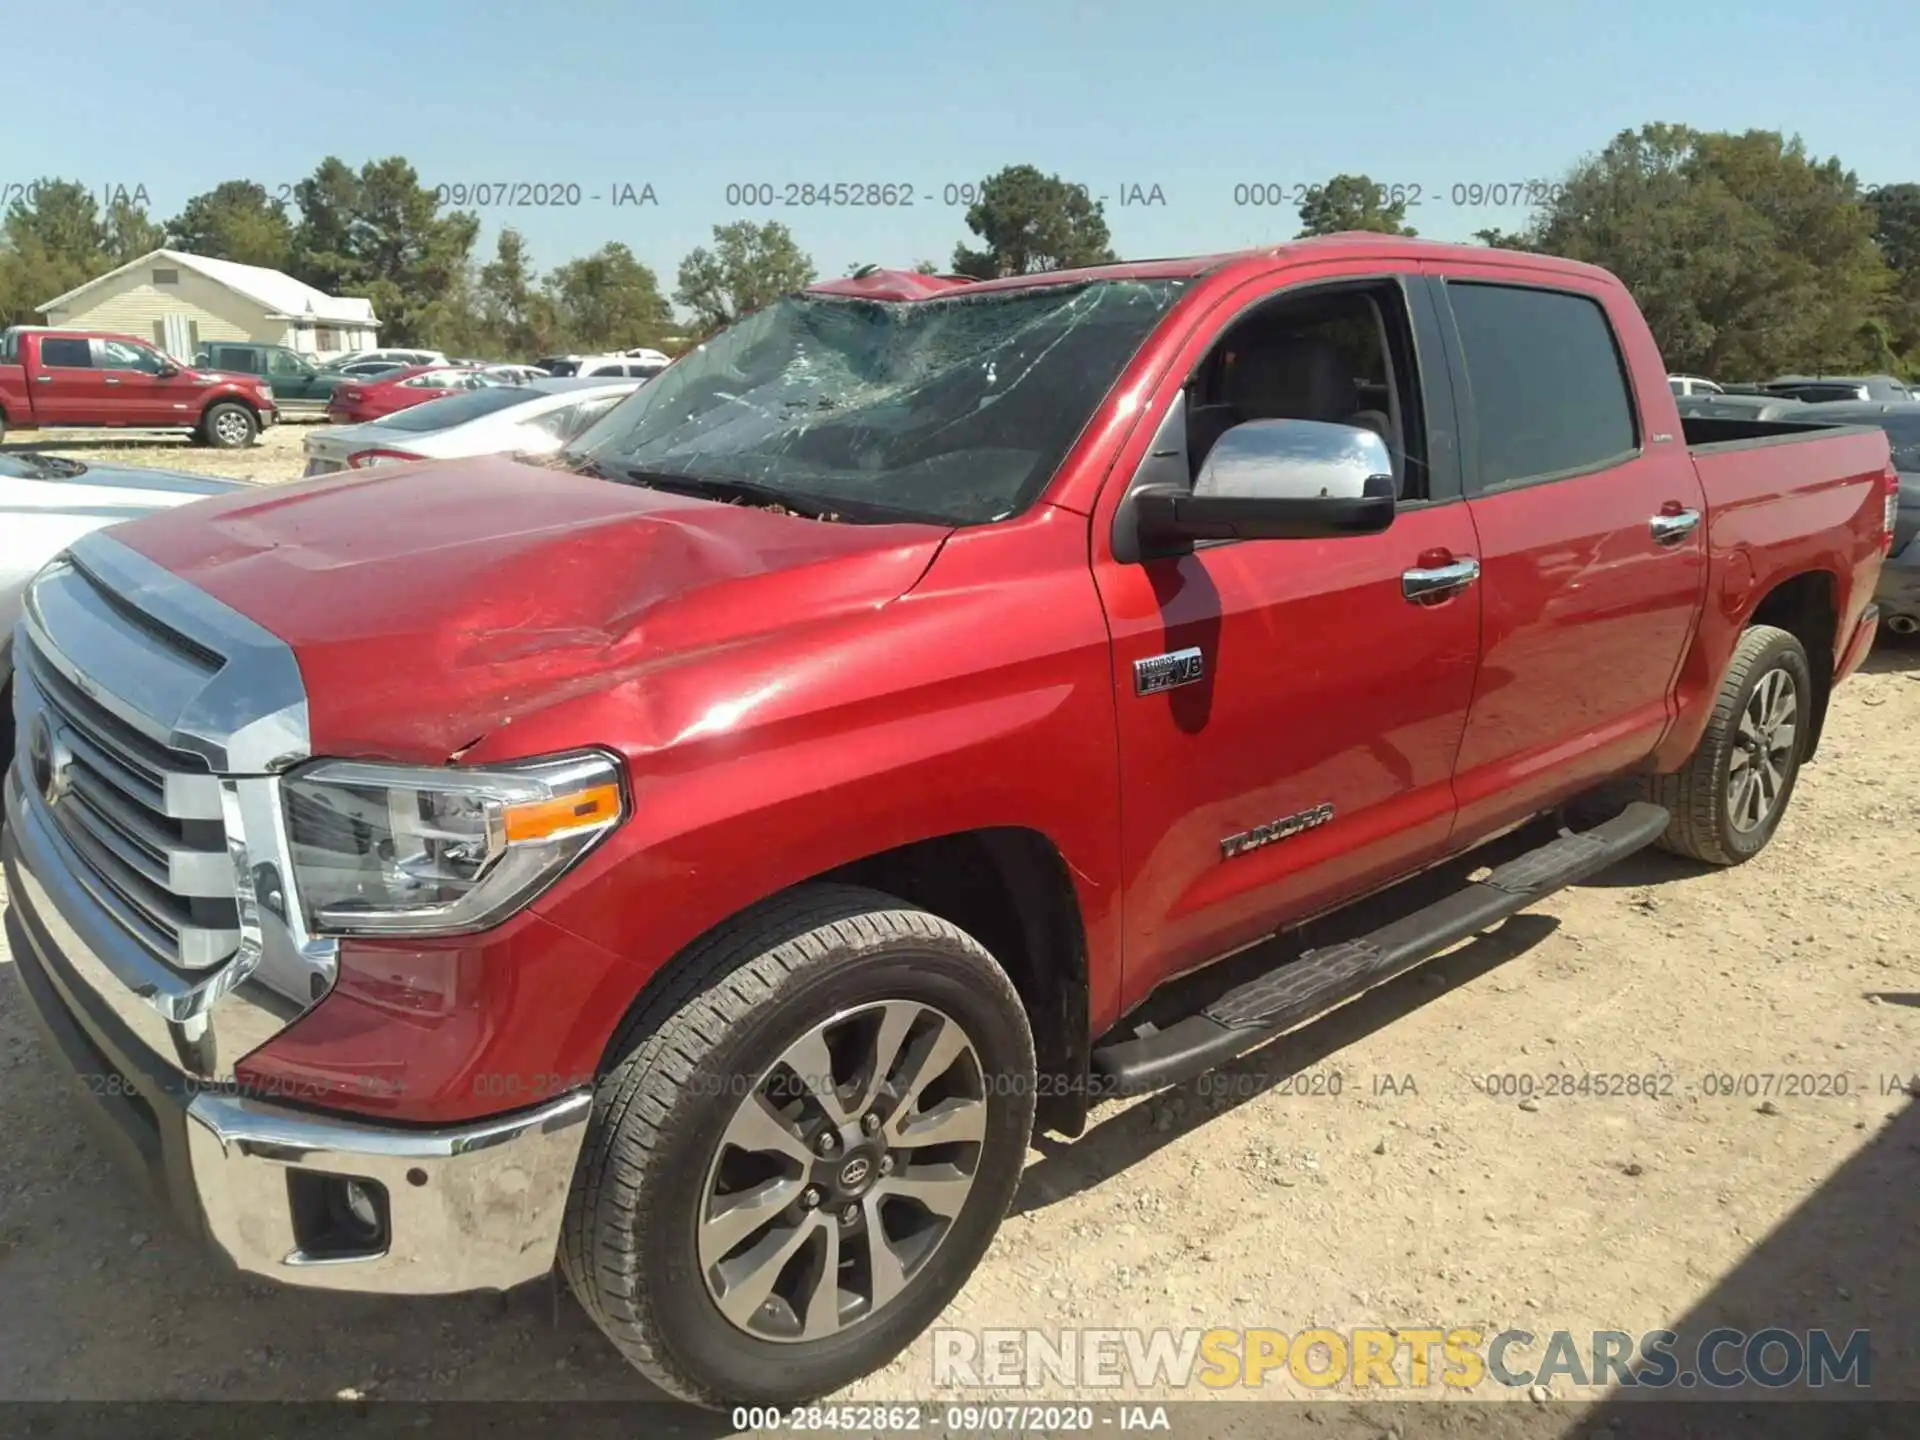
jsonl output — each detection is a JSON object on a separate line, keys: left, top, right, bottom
{"left": 619, "top": 467, "right": 900, "bottom": 522}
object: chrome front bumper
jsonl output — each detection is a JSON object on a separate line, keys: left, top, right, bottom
{"left": 6, "top": 769, "right": 592, "bottom": 1295}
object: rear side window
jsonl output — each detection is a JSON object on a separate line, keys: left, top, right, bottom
{"left": 40, "top": 337, "right": 92, "bottom": 368}
{"left": 1446, "top": 282, "right": 1638, "bottom": 488}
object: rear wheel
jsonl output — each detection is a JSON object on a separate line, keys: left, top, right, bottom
{"left": 561, "top": 883, "right": 1036, "bottom": 1408}
{"left": 200, "top": 402, "right": 257, "bottom": 449}
{"left": 1644, "top": 624, "right": 1812, "bottom": 865}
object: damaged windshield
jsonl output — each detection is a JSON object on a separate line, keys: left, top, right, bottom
{"left": 562, "top": 278, "right": 1187, "bottom": 523}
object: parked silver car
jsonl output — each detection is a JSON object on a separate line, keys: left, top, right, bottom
{"left": 0, "top": 452, "right": 240, "bottom": 759}
{"left": 300, "top": 377, "right": 640, "bottom": 476}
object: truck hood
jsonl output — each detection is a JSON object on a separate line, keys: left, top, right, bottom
{"left": 109, "top": 455, "right": 951, "bottom": 762}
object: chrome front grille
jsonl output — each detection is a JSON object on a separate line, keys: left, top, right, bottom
{"left": 17, "top": 566, "right": 241, "bottom": 974}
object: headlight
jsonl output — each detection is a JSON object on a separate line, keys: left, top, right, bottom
{"left": 281, "top": 750, "right": 624, "bottom": 936}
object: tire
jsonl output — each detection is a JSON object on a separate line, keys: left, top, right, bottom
{"left": 561, "top": 882, "right": 1036, "bottom": 1409}
{"left": 1643, "top": 624, "right": 1812, "bottom": 865}
{"left": 200, "top": 402, "right": 257, "bottom": 449}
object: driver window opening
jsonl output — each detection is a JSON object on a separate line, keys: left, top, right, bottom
{"left": 1183, "top": 284, "right": 1430, "bottom": 503}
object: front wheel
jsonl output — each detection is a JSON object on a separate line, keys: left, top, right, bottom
{"left": 200, "top": 401, "right": 258, "bottom": 449}
{"left": 561, "top": 884, "right": 1036, "bottom": 1409}
{"left": 1644, "top": 624, "right": 1812, "bottom": 864}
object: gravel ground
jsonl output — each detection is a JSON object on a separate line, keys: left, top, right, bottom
{"left": 1, "top": 420, "right": 314, "bottom": 484}
{"left": 0, "top": 433, "right": 1914, "bottom": 1435}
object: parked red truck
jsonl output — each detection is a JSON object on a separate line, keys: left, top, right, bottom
{"left": 0, "top": 326, "right": 277, "bottom": 447}
{"left": 3, "top": 236, "right": 1893, "bottom": 1407}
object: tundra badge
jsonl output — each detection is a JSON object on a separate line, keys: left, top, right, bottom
{"left": 1134, "top": 647, "right": 1205, "bottom": 696}
{"left": 1222, "top": 803, "right": 1336, "bottom": 859}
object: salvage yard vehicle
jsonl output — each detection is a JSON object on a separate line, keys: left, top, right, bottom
{"left": 323, "top": 363, "right": 501, "bottom": 423}
{"left": 301, "top": 377, "right": 640, "bottom": 475}
{"left": 192, "top": 340, "right": 343, "bottom": 418}
{"left": 0, "top": 452, "right": 239, "bottom": 764}
{"left": 1789, "top": 401, "right": 1920, "bottom": 636}
{"left": 0, "top": 326, "right": 276, "bottom": 447}
{"left": 2, "top": 237, "right": 1894, "bottom": 1409}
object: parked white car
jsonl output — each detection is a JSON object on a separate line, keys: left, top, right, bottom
{"left": 538, "top": 353, "right": 669, "bottom": 380}
{"left": 300, "top": 377, "right": 640, "bottom": 476}
{"left": 320, "top": 348, "right": 448, "bottom": 372}
{"left": 1667, "top": 374, "right": 1724, "bottom": 397}
{"left": 0, "top": 452, "right": 240, "bottom": 758}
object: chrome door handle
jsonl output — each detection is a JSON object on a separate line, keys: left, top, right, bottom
{"left": 102, "top": 377, "right": 120, "bottom": 385}
{"left": 1651, "top": 508, "right": 1701, "bottom": 545}
{"left": 34, "top": 374, "right": 53, "bottom": 383}
{"left": 1402, "top": 557, "right": 1480, "bottom": 602}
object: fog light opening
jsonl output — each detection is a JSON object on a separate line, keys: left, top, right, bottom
{"left": 287, "top": 1171, "right": 392, "bottom": 1261}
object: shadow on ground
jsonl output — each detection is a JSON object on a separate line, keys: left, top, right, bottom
{"left": 1548, "top": 1094, "right": 1918, "bottom": 1438}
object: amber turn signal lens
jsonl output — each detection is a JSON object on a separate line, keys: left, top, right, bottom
{"left": 502, "top": 782, "right": 623, "bottom": 843}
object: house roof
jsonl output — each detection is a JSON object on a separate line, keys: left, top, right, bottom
{"left": 40, "top": 248, "right": 379, "bottom": 326}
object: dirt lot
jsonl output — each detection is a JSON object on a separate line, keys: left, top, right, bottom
{"left": 0, "top": 431, "right": 1913, "bottom": 1434}
{"left": 1, "top": 420, "right": 313, "bottom": 484}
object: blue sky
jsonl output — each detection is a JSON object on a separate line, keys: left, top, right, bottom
{"left": 5, "top": 0, "right": 1915, "bottom": 298}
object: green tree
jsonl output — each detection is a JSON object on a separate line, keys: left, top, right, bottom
{"left": 1294, "top": 175, "right": 1419, "bottom": 238}
{"left": 1472, "top": 226, "right": 1533, "bottom": 250}
{"left": 1517, "top": 124, "right": 1892, "bottom": 378}
{"left": 284, "top": 156, "right": 479, "bottom": 346}
{"left": 950, "top": 164, "right": 1116, "bottom": 278}
{"left": 675, "top": 220, "right": 816, "bottom": 332}
{"left": 167, "top": 181, "right": 295, "bottom": 269}
{"left": 0, "top": 179, "right": 110, "bottom": 326}
{"left": 1865, "top": 183, "right": 1920, "bottom": 373}
{"left": 103, "top": 196, "right": 164, "bottom": 264}
{"left": 546, "top": 242, "right": 673, "bottom": 352}
{"left": 476, "top": 227, "right": 554, "bottom": 356}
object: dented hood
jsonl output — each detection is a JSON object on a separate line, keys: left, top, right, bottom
{"left": 110, "top": 455, "right": 950, "bottom": 762}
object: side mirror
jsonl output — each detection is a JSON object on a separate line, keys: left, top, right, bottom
{"left": 1134, "top": 419, "right": 1396, "bottom": 551}
{"left": 156, "top": 362, "right": 180, "bottom": 378}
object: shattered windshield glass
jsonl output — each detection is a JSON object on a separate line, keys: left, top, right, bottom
{"left": 565, "top": 278, "right": 1187, "bottom": 524}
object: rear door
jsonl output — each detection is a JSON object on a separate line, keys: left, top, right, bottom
{"left": 1427, "top": 268, "right": 1708, "bottom": 843}
{"left": 30, "top": 335, "right": 108, "bottom": 423}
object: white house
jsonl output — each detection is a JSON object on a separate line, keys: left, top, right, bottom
{"left": 39, "top": 249, "right": 380, "bottom": 362}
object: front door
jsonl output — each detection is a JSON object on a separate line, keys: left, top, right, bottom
{"left": 1092, "top": 269, "right": 1484, "bottom": 1003}
{"left": 1428, "top": 269, "right": 1708, "bottom": 843}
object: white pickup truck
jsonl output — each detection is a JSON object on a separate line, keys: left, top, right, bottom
{"left": 0, "top": 452, "right": 238, "bottom": 761}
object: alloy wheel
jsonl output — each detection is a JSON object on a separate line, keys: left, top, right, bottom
{"left": 1728, "top": 667, "right": 1798, "bottom": 833}
{"left": 696, "top": 1000, "right": 988, "bottom": 1342}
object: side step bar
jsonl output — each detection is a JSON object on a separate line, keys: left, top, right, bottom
{"left": 1089, "top": 802, "right": 1671, "bottom": 1096}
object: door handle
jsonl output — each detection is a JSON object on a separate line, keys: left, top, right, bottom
{"left": 34, "top": 374, "right": 53, "bottom": 384}
{"left": 1402, "top": 557, "right": 1480, "bottom": 602}
{"left": 103, "top": 377, "right": 121, "bottom": 385}
{"left": 1650, "top": 508, "right": 1701, "bottom": 545}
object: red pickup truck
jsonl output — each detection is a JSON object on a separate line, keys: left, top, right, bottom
{"left": 0, "top": 326, "right": 277, "bottom": 448}
{"left": 3, "top": 237, "right": 1893, "bottom": 1408}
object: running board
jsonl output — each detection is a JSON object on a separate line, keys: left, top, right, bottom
{"left": 1089, "top": 801, "right": 1671, "bottom": 1096}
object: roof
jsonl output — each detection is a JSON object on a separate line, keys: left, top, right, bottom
{"left": 40, "top": 248, "right": 379, "bottom": 326}
{"left": 802, "top": 236, "right": 1619, "bottom": 301}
